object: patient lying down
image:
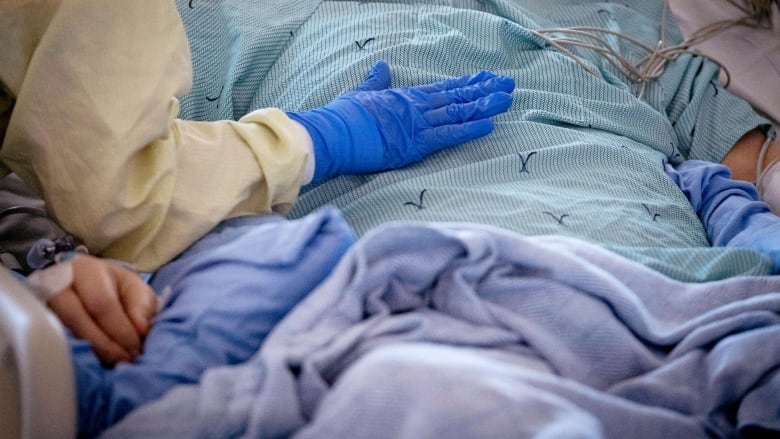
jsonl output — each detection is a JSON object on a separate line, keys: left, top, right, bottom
{"left": 18, "top": 16, "right": 780, "bottom": 429}
{"left": 24, "top": 118, "right": 780, "bottom": 438}
{"left": 11, "top": 0, "right": 780, "bottom": 436}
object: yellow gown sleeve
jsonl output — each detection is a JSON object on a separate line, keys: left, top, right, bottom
{"left": 0, "top": 0, "right": 311, "bottom": 271}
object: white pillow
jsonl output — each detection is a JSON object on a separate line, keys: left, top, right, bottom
{"left": 669, "top": 0, "right": 780, "bottom": 125}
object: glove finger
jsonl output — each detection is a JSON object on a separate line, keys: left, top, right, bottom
{"left": 412, "top": 70, "right": 499, "bottom": 94}
{"left": 419, "top": 119, "right": 495, "bottom": 152}
{"left": 352, "top": 60, "right": 392, "bottom": 92}
{"left": 426, "top": 76, "right": 515, "bottom": 108}
{"left": 424, "top": 92, "right": 513, "bottom": 127}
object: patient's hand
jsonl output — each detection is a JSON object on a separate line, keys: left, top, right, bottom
{"left": 43, "top": 255, "right": 158, "bottom": 366}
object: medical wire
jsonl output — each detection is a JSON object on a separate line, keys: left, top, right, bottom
{"left": 530, "top": 0, "right": 778, "bottom": 99}
{"left": 0, "top": 205, "right": 50, "bottom": 220}
{"left": 757, "top": 125, "right": 778, "bottom": 183}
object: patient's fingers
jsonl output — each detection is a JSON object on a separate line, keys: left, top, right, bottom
{"left": 48, "top": 290, "right": 133, "bottom": 366}
{"left": 71, "top": 256, "right": 143, "bottom": 357}
{"left": 112, "top": 263, "right": 158, "bottom": 337}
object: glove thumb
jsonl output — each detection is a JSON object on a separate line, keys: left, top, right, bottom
{"left": 352, "top": 60, "right": 391, "bottom": 92}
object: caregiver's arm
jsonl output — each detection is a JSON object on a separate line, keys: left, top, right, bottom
{"left": 0, "top": 2, "right": 514, "bottom": 272}
{"left": 0, "top": 1, "right": 311, "bottom": 271}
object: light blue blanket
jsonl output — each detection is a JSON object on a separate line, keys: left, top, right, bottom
{"left": 103, "top": 221, "right": 780, "bottom": 438}
{"left": 74, "top": 208, "right": 355, "bottom": 437}
{"left": 175, "top": 0, "right": 772, "bottom": 281}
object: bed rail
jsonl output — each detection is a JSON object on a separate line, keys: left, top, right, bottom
{"left": 0, "top": 267, "right": 76, "bottom": 439}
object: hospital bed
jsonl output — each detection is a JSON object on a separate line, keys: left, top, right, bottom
{"left": 1, "top": 0, "right": 779, "bottom": 437}
{"left": 0, "top": 268, "right": 75, "bottom": 439}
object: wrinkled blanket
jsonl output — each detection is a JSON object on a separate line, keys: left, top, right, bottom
{"left": 103, "top": 221, "right": 780, "bottom": 438}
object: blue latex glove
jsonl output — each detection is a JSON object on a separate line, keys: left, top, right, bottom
{"left": 288, "top": 60, "right": 515, "bottom": 184}
{"left": 666, "top": 160, "right": 780, "bottom": 272}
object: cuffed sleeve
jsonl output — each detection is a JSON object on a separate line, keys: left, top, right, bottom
{"left": 663, "top": 55, "right": 770, "bottom": 163}
{"left": 0, "top": 0, "right": 311, "bottom": 270}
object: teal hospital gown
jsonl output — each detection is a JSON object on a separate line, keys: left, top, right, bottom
{"left": 176, "top": 0, "right": 772, "bottom": 281}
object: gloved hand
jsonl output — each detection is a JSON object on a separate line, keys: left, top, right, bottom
{"left": 288, "top": 60, "right": 515, "bottom": 184}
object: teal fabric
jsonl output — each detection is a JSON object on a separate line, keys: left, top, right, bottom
{"left": 175, "top": 0, "right": 772, "bottom": 281}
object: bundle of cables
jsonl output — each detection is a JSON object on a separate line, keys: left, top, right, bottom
{"left": 532, "top": 0, "right": 778, "bottom": 98}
